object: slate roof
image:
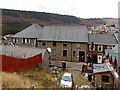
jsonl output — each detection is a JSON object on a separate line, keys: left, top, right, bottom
{"left": 12, "top": 24, "right": 42, "bottom": 38}
{"left": 0, "top": 45, "right": 46, "bottom": 58}
{"left": 88, "top": 33, "right": 118, "bottom": 45}
{"left": 105, "top": 42, "right": 120, "bottom": 67}
{"left": 12, "top": 24, "right": 88, "bottom": 43}
{"left": 118, "top": 32, "right": 120, "bottom": 42}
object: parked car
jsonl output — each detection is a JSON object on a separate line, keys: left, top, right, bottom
{"left": 60, "top": 72, "right": 73, "bottom": 88}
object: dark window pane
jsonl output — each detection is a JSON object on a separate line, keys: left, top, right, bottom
{"left": 63, "top": 50, "right": 67, "bottom": 56}
{"left": 63, "top": 43, "right": 67, "bottom": 47}
{"left": 73, "top": 51, "right": 75, "bottom": 57}
{"left": 102, "top": 75, "right": 109, "bottom": 82}
{"left": 53, "top": 42, "right": 56, "bottom": 46}
{"left": 42, "top": 42, "right": 46, "bottom": 46}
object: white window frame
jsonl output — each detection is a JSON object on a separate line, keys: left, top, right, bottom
{"left": 97, "top": 55, "right": 102, "bottom": 63}
{"left": 13, "top": 38, "right": 16, "bottom": 43}
{"left": 25, "top": 39, "right": 28, "bottom": 43}
{"left": 98, "top": 45, "right": 103, "bottom": 52}
{"left": 22, "top": 38, "right": 25, "bottom": 43}
{"left": 107, "top": 46, "right": 113, "bottom": 49}
{"left": 89, "top": 44, "right": 95, "bottom": 51}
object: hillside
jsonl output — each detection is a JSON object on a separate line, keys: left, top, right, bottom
{"left": 2, "top": 9, "right": 107, "bottom": 35}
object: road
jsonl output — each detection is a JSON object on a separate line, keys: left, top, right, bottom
{"left": 65, "top": 62, "right": 93, "bottom": 88}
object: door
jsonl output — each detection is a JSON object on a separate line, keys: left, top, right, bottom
{"left": 79, "top": 51, "right": 85, "bottom": 62}
{"left": 97, "top": 55, "right": 102, "bottom": 63}
{"left": 93, "top": 55, "right": 97, "bottom": 63}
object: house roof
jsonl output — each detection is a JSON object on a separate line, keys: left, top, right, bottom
{"left": 0, "top": 45, "right": 46, "bottom": 58}
{"left": 12, "top": 24, "right": 42, "bottom": 38}
{"left": 118, "top": 32, "right": 120, "bottom": 42}
{"left": 105, "top": 43, "right": 120, "bottom": 67}
{"left": 12, "top": 24, "right": 88, "bottom": 43}
{"left": 94, "top": 63, "right": 120, "bottom": 84}
{"left": 93, "top": 63, "right": 111, "bottom": 74}
{"left": 88, "top": 33, "right": 118, "bottom": 45}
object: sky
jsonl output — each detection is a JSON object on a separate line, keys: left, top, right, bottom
{"left": 1, "top": 0, "right": 120, "bottom": 18}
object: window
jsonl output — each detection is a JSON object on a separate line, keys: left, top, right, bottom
{"left": 98, "top": 45, "right": 103, "bottom": 52}
{"left": 63, "top": 43, "right": 67, "bottom": 47}
{"left": 107, "top": 46, "right": 113, "bottom": 49}
{"left": 13, "top": 38, "right": 16, "bottom": 43}
{"left": 89, "top": 44, "right": 95, "bottom": 51}
{"left": 73, "top": 51, "right": 75, "bottom": 57}
{"left": 52, "top": 49, "right": 56, "bottom": 56}
{"left": 25, "top": 38, "right": 29, "bottom": 43}
{"left": 42, "top": 41, "right": 46, "bottom": 46}
{"left": 34, "top": 39, "right": 38, "bottom": 47}
{"left": 102, "top": 75, "right": 109, "bottom": 82}
{"left": 53, "top": 42, "right": 56, "bottom": 46}
{"left": 22, "top": 38, "right": 25, "bottom": 43}
{"left": 63, "top": 50, "right": 67, "bottom": 56}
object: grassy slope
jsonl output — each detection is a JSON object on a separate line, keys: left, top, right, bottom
{"left": 2, "top": 65, "right": 64, "bottom": 88}
{"left": 2, "top": 65, "right": 94, "bottom": 88}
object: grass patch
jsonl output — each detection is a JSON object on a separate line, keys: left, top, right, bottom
{"left": 78, "top": 73, "right": 94, "bottom": 88}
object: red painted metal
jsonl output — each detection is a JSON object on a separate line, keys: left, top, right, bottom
{"left": 0, "top": 53, "right": 42, "bottom": 72}
{"left": 94, "top": 71, "right": 111, "bottom": 75}
{"left": 86, "top": 53, "right": 97, "bottom": 55}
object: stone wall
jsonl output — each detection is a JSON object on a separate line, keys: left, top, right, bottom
{"left": 94, "top": 72, "right": 114, "bottom": 88}
{"left": 38, "top": 41, "right": 88, "bottom": 62}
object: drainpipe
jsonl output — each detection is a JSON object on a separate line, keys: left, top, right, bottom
{"left": 71, "top": 43, "right": 72, "bottom": 62}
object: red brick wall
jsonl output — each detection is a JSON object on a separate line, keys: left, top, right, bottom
{"left": 0, "top": 53, "right": 42, "bottom": 72}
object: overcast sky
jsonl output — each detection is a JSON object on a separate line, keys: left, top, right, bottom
{"left": 1, "top": 0, "right": 120, "bottom": 18}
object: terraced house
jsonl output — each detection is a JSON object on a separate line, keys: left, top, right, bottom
{"left": 87, "top": 33, "right": 118, "bottom": 64}
{"left": 11, "top": 24, "right": 118, "bottom": 63}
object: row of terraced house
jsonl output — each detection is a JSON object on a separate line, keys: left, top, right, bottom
{"left": 9, "top": 24, "right": 119, "bottom": 64}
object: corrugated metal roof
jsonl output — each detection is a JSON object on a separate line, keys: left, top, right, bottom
{"left": 12, "top": 24, "right": 88, "bottom": 42}
{"left": 1, "top": 45, "right": 46, "bottom": 58}
{"left": 88, "top": 33, "right": 118, "bottom": 45}
{"left": 93, "top": 63, "right": 110, "bottom": 73}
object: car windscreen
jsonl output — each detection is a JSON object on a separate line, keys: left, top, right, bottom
{"left": 62, "top": 76, "right": 72, "bottom": 82}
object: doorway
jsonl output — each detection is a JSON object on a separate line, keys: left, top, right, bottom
{"left": 93, "top": 55, "right": 97, "bottom": 63}
{"left": 79, "top": 51, "right": 85, "bottom": 62}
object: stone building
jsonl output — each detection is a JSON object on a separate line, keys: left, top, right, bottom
{"left": 104, "top": 42, "right": 120, "bottom": 88}
{"left": 87, "top": 33, "right": 118, "bottom": 64}
{"left": 11, "top": 24, "right": 118, "bottom": 63}
{"left": 93, "top": 63, "right": 114, "bottom": 88}
{"left": 12, "top": 24, "right": 88, "bottom": 62}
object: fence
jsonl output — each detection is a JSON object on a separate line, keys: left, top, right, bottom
{"left": 0, "top": 53, "right": 42, "bottom": 72}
